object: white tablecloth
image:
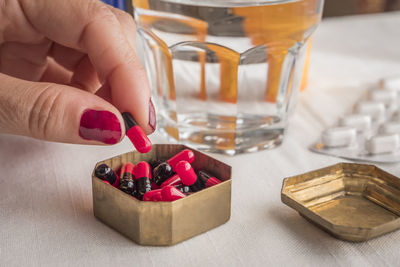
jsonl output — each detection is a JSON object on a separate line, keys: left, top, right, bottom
{"left": 2, "top": 12, "right": 400, "bottom": 267}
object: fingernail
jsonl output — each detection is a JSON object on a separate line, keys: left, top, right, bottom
{"left": 79, "top": 109, "right": 122, "bottom": 144}
{"left": 148, "top": 98, "right": 156, "bottom": 132}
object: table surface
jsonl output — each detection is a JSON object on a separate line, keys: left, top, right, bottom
{"left": 2, "top": 12, "right": 400, "bottom": 267}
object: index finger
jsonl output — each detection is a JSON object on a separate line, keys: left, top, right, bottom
{"left": 20, "top": 0, "right": 153, "bottom": 134}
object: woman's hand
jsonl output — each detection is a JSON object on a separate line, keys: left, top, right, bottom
{"left": 0, "top": 0, "right": 155, "bottom": 145}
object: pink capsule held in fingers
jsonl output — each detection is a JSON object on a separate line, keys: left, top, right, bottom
{"left": 122, "top": 112, "right": 152, "bottom": 153}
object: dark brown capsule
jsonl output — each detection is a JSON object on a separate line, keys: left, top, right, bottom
{"left": 95, "top": 164, "right": 118, "bottom": 186}
{"left": 134, "top": 161, "right": 152, "bottom": 200}
{"left": 198, "top": 170, "right": 222, "bottom": 188}
{"left": 153, "top": 162, "right": 174, "bottom": 186}
{"left": 152, "top": 149, "right": 195, "bottom": 186}
{"left": 119, "top": 163, "right": 135, "bottom": 195}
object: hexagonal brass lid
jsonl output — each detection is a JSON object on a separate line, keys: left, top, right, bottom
{"left": 281, "top": 163, "right": 400, "bottom": 242}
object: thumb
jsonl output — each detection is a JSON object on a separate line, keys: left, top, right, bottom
{"left": 0, "top": 73, "right": 125, "bottom": 145}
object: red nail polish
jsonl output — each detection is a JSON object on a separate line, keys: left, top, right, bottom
{"left": 122, "top": 112, "right": 152, "bottom": 153}
{"left": 143, "top": 189, "right": 162, "bottom": 201}
{"left": 161, "top": 186, "right": 186, "bottom": 201}
{"left": 79, "top": 110, "right": 122, "bottom": 144}
{"left": 160, "top": 174, "right": 182, "bottom": 188}
{"left": 175, "top": 161, "right": 204, "bottom": 192}
{"left": 198, "top": 170, "right": 221, "bottom": 188}
{"left": 134, "top": 161, "right": 152, "bottom": 200}
{"left": 149, "top": 99, "right": 156, "bottom": 132}
{"left": 167, "top": 149, "right": 195, "bottom": 171}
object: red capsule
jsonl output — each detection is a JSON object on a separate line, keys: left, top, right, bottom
{"left": 134, "top": 161, "right": 152, "bottom": 200}
{"left": 113, "top": 175, "right": 120, "bottom": 188}
{"left": 134, "top": 161, "right": 152, "bottom": 180}
{"left": 198, "top": 170, "right": 222, "bottom": 188}
{"left": 151, "top": 182, "right": 160, "bottom": 190}
{"left": 104, "top": 178, "right": 119, "bottom": 187}
{"left": 95, "top": 164, "right": 119, "bottom": 187}
{"left": 122, "top": 112, "right": 152, "bottom": 153}
{"left": 120, "top": 162, "right": 135, "bottom": 176}
{"left": 119, "top": 162, "right": 135, "bottom": 194}
{"left": 205, "top": 177, "right": 221, "bottom": 187}
{"left": 143, "top": 189, "right": 162, "bottom": 201}
{"left": 152, "top": 191, "right": 163, "bottom": 201}
{"left": 175, "top": 161, "right": 197, "bottom": 186}
{"left": 161, "top": 186, "right": 186, "bottom": 201}
{"left": 167, "top": 149, "right": 195, "bottom": 171}
{"left": 160, "top": 174, "right": 182, "bottom": 188}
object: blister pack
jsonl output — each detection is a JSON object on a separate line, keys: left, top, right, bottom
{"left": 310, "top": 76, "right": 400, "bottom": 163}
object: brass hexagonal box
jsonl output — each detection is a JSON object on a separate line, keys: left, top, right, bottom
{"left": 92, "top": 144, "right": 231, "bottom": 246}
{"left": 281, "top": 163, "right": 400, "bottom": 242}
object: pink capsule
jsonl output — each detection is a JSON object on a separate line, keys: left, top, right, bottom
{"left": 198, "top": 170, "right": 221, "bottom": 188}
{"left": 135, "top": 161, "right": 151, "bottom": 180}
{"left": 160, "top": 174, "right": 182, "bottom": 188}
{"left": 119, "top": 162, "right": 135, "bottom": 195}
{"left": 120, "top": 162, "right": 135, "bottom": 176}
{"left": 205, "top": 177, "right": 221, "bottom": 187}
{"left": 151, "top": 182, "right": 160, "bottom": 190}
{"left": 161, "top": 186, "right": 186, "bottom": 201}
{"left": 134, "top": 161, "right": 152, "bottom": 200}
{"left": 122, "top": 112, "right": 152, "bottom": 153}
{"left": 143, "top": 189, "right": 162, "bottom": 201}
{"left": 175, "top": 161, "right": 197, "bottom": 186}
{"left": 167, "top": 149, "right": 195, "bottom": 171}
{"left": 152, "top": 191, "right": 163, "bottom": 201}
{"left": 113, "top": 175, "right": 120, "bottom": 188}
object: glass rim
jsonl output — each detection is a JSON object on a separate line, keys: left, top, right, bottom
{"left": 151, "top": 0, "right": 299, "bottom": 8}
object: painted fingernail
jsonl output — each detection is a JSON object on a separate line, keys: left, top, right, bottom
{"left": 79, "top": 109, "right": 122, "bottom": 144}
{"left": 149, "top": 98, "right": 156, "bottom": 132}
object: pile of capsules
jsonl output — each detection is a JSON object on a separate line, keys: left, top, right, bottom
{"left": 311, "top": 77, "right": 400, "bottom": 163}
{"left": 94, "top": 149, "right": 222, "bottom": 202}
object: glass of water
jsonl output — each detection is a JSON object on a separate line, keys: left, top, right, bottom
{"left": 132, "top": 0, "right": 324, "bottom": 155}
